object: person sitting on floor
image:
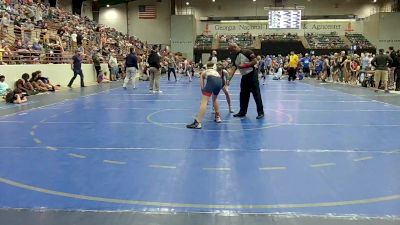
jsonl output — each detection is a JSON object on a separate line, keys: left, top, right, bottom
{"left": 36, "top": 70, "right": 61, "bottom": 91}
{"left": 0, "top": 75, "right": 11, "bottom": 96}
{"left": 30, "top": 71, "right": 48, "bottom": 92}
{"left": 16, "top": 73, "right": 37, "bottom": 96}
{"left": 5, "top": 89, "right": 28, "bottom": 104}
{"left": 97, "top": 70, "right": 111, "bottom": 84}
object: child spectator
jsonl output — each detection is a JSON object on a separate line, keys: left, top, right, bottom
{"left": 5, "top": 89, "right": 27, "bottom": 104}
{"left": 0, "top": 75, "right": 10, "bottom": 96}
{"left": 16, "top": 73, "right": 37, "bottom": 95}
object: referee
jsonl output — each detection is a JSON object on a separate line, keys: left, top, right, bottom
{"left": 228, "top": 43, "right": 264, "bottom": 119}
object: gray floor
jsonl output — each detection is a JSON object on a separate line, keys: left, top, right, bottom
{"left": 1, "top": 209, "right": 399, "bottom": 225}
{"left": 0, "top": 79, "right": 399, "bottom": 225}
{"left": 0, "top": 82, "right": 124, "bottom": 117}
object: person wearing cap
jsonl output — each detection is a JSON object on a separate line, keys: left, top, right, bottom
{"left": 371, "top": 49, "right": 393, "bottom": 93}
{"left": 227, "top": 43, "right": 264, "bottom": 119}
{"left": 68, "top": 50, "right": 85, "bottom": 88}
{"left": 187, "top": 62, "right": 223, "bottom": 129}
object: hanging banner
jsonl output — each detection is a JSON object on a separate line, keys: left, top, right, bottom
{"left": 199, "top": 21, "right": 363, "bottom": 35}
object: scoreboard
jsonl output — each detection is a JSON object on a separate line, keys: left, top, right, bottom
{"left": 268, "top": 10, "right": 302, "bottom": 29}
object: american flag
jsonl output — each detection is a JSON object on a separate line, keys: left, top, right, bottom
{"left": 138, "top": 5, "right": 157, "bottom": 19}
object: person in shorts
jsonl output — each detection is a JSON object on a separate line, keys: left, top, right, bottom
{"left": 187, "top": 62, "right": 223, "bottom": 129}
{"left": 372, "top": 49, "right": 393, "bottom": 93}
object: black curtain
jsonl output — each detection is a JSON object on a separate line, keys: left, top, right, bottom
{"left": 72, "top": 0, "right": 84, "bottom": 15}
{"left": 49, "top": 0, "right": 56, "bottom": 7}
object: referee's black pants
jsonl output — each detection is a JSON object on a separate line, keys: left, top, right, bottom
{"left": 239, "top": 70, "right": 264, "bottom": 115}
{"left": 288, "top": 67, "right": 297, "bottom": 81}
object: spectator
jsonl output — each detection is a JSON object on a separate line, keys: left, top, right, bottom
{"left": 167, "top": 53, "right": 177, "bottom": 82}
{"left": 1, "top": 13, "right": 9, "bottom": 38}
{"left": 372, "top": 49, "right": 393, "bottom": 93}
{"left": 40, "top": 22, "right": 48, "bottom": 42}
{"left": 123, "top": 47, "right": 139, "bottom": 90}
{"left": 92, "top": 52, "right": 101, "bottom": 76}
{"left": 16, "top": 73, "right": 36, "bottom": 95}
{"left": 35, "top": 70, "right": 60, "bottom": 91}
{"left": 108, "top": 54, "right": 118, "bottom": 81}
{"left": 29, "top": 71, "right": 48, "bottom": 92}
{"left": 395, "top": 50, "right": 400, "bottom": 91}
{"left": 0, "top": 75, "right": 10, "bottom": 96}
{"left": 5, "top": 89, "right": 27, "bottom": 104}
{"left": 148, "top": 45, "right": 162, "bottom": 93}
{"left": 23, "top": 19, "right": 34, "bottom": 43}
{"left": 71, "top": 30, "right": 77, "bottom": 51}
{"left": 68, "top": 50, "right": 85, "bottom": 88}
{"left": 13, "top": 15, "right": 22, "bottom": 40}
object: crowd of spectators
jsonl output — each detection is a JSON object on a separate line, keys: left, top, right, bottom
{"left": 194, "top": 34, "right": 213, "bottom": 49}
{"left": 259, "top": 33, "right": 299, "bottom": 41}
{"left": 305, "top": 33, "right": 349, "bottom": 49}
{"left": 0, "top": 0, "right": 146, "bottom": 65}
{"left": 0, "top": 0, "right": 156, "bottom": 104}
{"left": 345, "top": 33, "right": 375, "bottom": 50}
{"left": 218, "top": 33, "right": 255, "bottom": 49}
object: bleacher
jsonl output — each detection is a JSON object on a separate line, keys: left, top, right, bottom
{"left": 194, "top": 35, "right": 213, "bottom": 50}
{"left": 0, "top": 1, "right": 144, "bottom": 65}
{"left": 218, "top": 34, "right": 254, "bottom": 49}
{"left": 259, "top": 33, "right": 299, "bottom": 41}
{"left": 345, "top": 33, "right": 375, "bottom": 50}
{"left": 305, "top": 33, "right": 349, "bottom": 49}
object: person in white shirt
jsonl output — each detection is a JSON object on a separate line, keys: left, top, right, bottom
{"left": 71, "top": 31, "right": 77, "bottom": 51}
{"left": 108, "top": 54, "right": 118, "bottom": 81}
{"left": 186, "top": 62, "right": 223, "bottom": 129}
{"left": 0, "top": 75, "right": 10, "bottom": 96}
{"left": 210, "top": 50, "right": 218, "bottom": 64}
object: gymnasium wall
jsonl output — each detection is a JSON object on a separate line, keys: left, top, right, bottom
{"left": 197, "top": 20, "right": 364, "bottom": 35}
{"left": 81, "top": 0, "right": 93, "bottom": 20}
{"left": 0, "top": 64, "right": 109, "bottom": 88}
{"left": 99, "top": 0, "right": 171, "bottom": 45}
{"left": 363, "top": 12, "right": 400, "bottom": 51}
{"left": 375, "top": 12, "right": 400, "bottom": 50}
{"left": 186, "top": 0, "right": 380, "bottom": 18}
{"left": 171, "top": 15, "right": 196, "bottom": 59}
{"left": 57, "top": 0, "right": 73, "bottom": 13}
{"left": 99, "top": 3, "right": 128, "bottom": 34}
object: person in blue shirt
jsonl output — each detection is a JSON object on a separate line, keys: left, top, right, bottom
{"left": 123, "top": 48, "right": 139, "bottom": 90}
{"left": 68, "top": 50, "right": 85, "bottom": 88}
{"left": 301, "top": 53, "right": 311, "bottom": 77}
{"left": 265, "top": 55, "right": 272, "bottom": 75}
{"left": 315, "top": 56, "right": 323, "bottom": 79}
{"left": 361, "top": 53, "right": 370, "bottom": 71}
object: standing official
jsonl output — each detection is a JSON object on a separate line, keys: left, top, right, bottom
{"left": 148, "top": 45, "right": 162, "bottom": 93}
{"left": 123, "top": 48, "right": 139, "bottom": 89}
{"left": 228, "top": 43, "right": 264, "bottom": 119}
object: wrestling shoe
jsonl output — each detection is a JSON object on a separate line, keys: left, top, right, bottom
{"left": 186, "top": 120, "right": 202, "bottom": 129}
{"left": 229, "top": 106, "right": 234, "bottom": 113}
{"left": 215, "top": 112, "right": 222, "bottom": 123}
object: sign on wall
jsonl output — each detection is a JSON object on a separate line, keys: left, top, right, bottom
{"left": 200, "top": 21, "right": 363, "bottom": 35}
